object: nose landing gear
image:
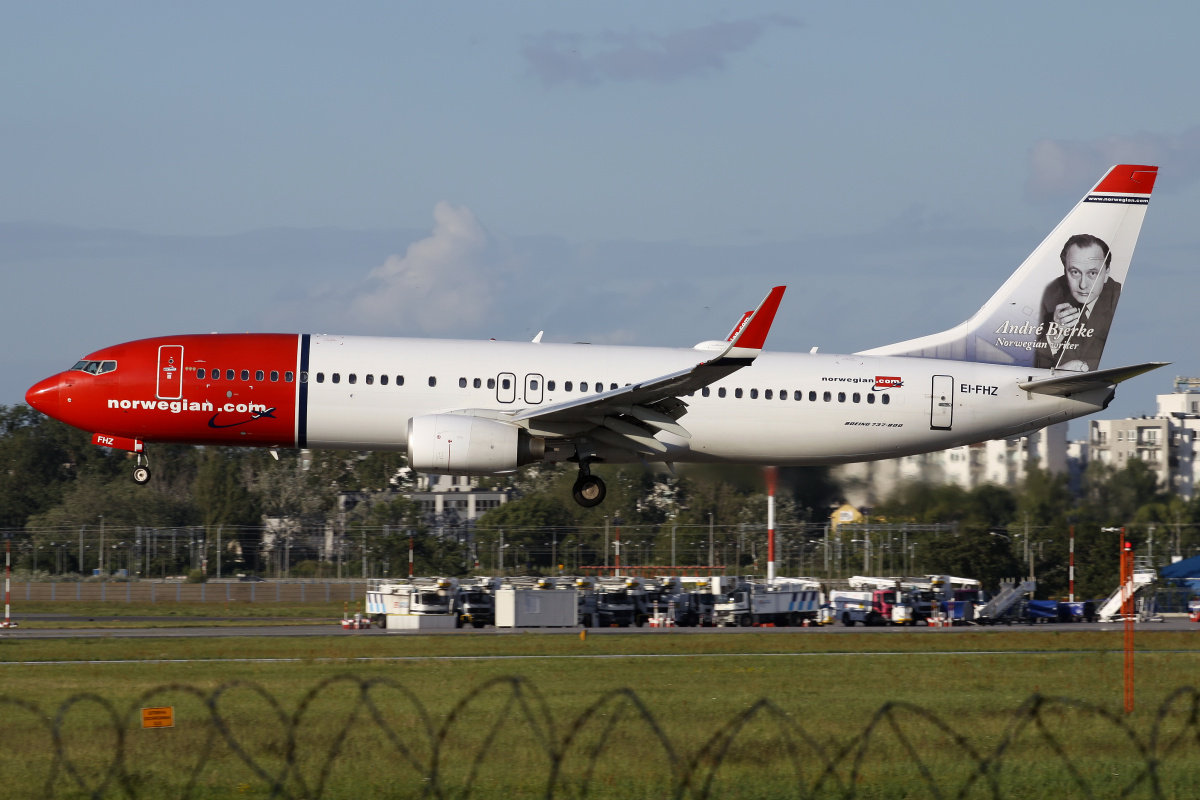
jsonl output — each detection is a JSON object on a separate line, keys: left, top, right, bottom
{"left": 132, "top": 452, "right": 151, "bottom": 485}
{"left": 572, "top": 463, "right": 606, "bottom": 508}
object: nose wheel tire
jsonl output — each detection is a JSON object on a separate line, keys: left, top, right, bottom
{"left": 572, "top": 474, "right": 607, "bottom": 507}
{"left": 132, "top": 466, "right": 152, "bottom": 485}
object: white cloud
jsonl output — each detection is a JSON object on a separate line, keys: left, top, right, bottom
{"left": 523, "top": 16, "right": 800, "bottom": 87}
{"left": 1026, "top": 126, "right": 1200, "bottom": 198}
{"left": 350, "top": 201, "right": 502, "bottom": 333}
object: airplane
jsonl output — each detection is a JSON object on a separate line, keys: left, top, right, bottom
{"left": 25, "top": 164, "right": 1165, "bottom": 508}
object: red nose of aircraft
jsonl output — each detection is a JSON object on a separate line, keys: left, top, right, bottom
{"left": 25, "top": 374, "right": 61, "bottom": 418}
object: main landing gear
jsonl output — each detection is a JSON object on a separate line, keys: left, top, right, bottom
{"left": 132, "top": 452, "right": 152, "bottom": 485}
{"left": 572, "top": 463, "right": 606, "bottom": 508}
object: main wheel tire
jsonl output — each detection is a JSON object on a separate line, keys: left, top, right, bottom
{"left": 572, "top": 475, "right": 607, "bottom": 507}
{"left": 132, "top": 466, "right": 151, "bottom": 485}
{"left": 788, "top": 612, "right": 802, "bottom": 627}
{"left": 842, "top": 612, "right": 855, "bottom": 627}
{"left": 738, "top": 615, "right": 753, "bottom": 627}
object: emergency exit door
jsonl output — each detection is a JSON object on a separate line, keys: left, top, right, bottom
{"left": 930, "top": 375, "right": 953, "bottom": 430}
{"left": 157, "top": 345, "right": 184, "bottom": 399}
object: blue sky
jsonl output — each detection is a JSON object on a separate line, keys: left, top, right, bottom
{"left": 4, "top": 2, "right": 1200, "bottom": 428}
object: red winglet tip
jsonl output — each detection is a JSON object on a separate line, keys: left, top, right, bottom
{"left": 734, "top": 286, "right": 786, "bottom": 351}
{"left": 1094, "top": 164, "right": 1158, "bottom": 195}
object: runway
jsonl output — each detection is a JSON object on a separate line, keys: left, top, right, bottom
{"left": 1, "top": 618, "right": 1195, "bottom": 639}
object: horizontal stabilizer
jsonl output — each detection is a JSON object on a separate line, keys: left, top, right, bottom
{"left": 1018, "top": 362, "right": 1168, "bottom": 397}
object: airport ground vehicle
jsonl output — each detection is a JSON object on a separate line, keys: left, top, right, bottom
{"left": 830, "top": 588, "right": 914, "bottom": 626}
{"left": 367, "top": 577, "right": 461, "bottom": 629}
{"left": 714, "top": 578, "right": 822, "bottom": 627}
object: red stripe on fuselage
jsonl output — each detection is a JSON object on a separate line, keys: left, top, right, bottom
{"left": 55, "top": 334, "right": 300, "bottom": 447}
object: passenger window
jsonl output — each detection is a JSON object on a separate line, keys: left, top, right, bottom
{"left": 428, "top": 376, "right": 437, "bottom": 387}
{"left": 226, "top": 370, "right": 235, "bottom": 380}
{"left": 838, "top": 392, "right": 846, "bottom": 402}
{"left": 823, "top": 391, "right": 831, "bottom": 402}
{"left": 882, "top": 394, "right": 890, "bottom": 405}
{"left": 332, "top": 373, "right": 341, "bottom": 384}
{"left": 702, "top": 387, "right": 710, "bottom": 397}
{"left": 380, "top": 375, "right": 388, "bottom": 386}
{"left": 751, "top": 389, "right": 759, "bottom": 399}
{"left": 197, "top": 368, "right": 206, "bottom": 379}
{"left": 270, "top": 371, "right": 279, "bottom": 382}
{"left": 255, "top": 370, "right": 265, "bottom": 381}
{"left": 530, "top": 380, "right": 539, "bottom": 390}
{"left": 366, "top": 374, "right": 374, "bottom": 385}
{"left": 810, "top": 391, "right": 817, "bottom": 401}
{"left": 486, "top": 378, "right": 494, "bottom": 389}
{"left": 240, "top": 370, "right": 249, "bottom": 381}
{"left": 547, "top": 380, "right": 555, "bottom": 391}
{"left": 580, "top": 382, "right": 588, "bottom": 392}
{"left": 853, "top": 393, "right": 861, "bottom": 403}
{"left": 795, "top": 390, "right": 802, "bottom": 401}
{"left": 764, "top": 390, "right": 772, "bottom": 400}
{"left": 610, "top": 383, "right": 617, "bottom": 391}
{"left": 397, "top": 375, "right": 405, "bottom": 386}
{"left": 459, "top": 377, "right": 467, "bottom": 388}
{"left": 565, "top": 381, "right": 573, "bottom": 391}
{"left": 316, "top": 373, "right": 325, "bottom": 383}
{"left": 211, "top": 368, "right": 220, "bottom": 381}
{"left": 473, "top": 378, "right": 481, "bottom": 389}
{"left": 735, "top": 388, "right": 743, "bottom": 399}
{"left": 867, "top": 393, "right": 875, "bottom": 404}
{"left": 348, "top": 374, "right": 357, "bottom": 384}
{"left": 719, "top": 387, "right": 726, "bottom": 398}
{"left": 501, "top": 378, "right": 511, "bottom": 389}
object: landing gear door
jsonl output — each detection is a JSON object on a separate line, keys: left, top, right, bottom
{"left": 930, "top": 374, "right": 953, "bottom": 431}
{"left": 496, "top": 372, "right": 516, "bottom": 404}
{"left": 157, "top": 345, "right": 184, "bottom": 400}
{"left": 524, "top": 373, "right": 544, "bottom": 405}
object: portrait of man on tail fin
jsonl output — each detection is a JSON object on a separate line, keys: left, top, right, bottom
{"left": 1034, "top": 233, "right": 1121, "bottom": 372}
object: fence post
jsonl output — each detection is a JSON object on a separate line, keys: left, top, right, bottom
{"left": 202, "top": 583, "right": 206, "bottom": 603}
{"left": 176, "top": 583, "right": 181, "bottom": 603}
{"left": 226, "top": 583, "right": 231, "bottom": 602}
{"left": 51, "top": 582, "right": 55, "bottom": 601}
{"left": 127, "top": 582, "right": 131, "bottom": 603}
{"left": 101, "top": 582, "right": 106, "bottom": 602}
{"left": 251, "top": 583, "right": 255, "bottom": 602}
{"left": 276, "top": 582, "right": 280, "bottom": 602}
{"left": 301, "top": 583, "right": 305, "bottom": 602}
{"left": 326, "top": 582, "right": 330, "bottom": 602}
{"left": 76, "top": 583, "right": 80, "bottom": 601}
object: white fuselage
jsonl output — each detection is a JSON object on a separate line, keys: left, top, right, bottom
{"left": 303, "top": 335, "right": 1104, "bottom": 464}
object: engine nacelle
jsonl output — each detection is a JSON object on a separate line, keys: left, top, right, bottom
{"left": 406, "top": 414, "right": 545, "bottom": 475}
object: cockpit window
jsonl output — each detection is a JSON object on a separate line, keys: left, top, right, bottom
{"left": 70, "top": 360, "right": 117, "bottom": 375}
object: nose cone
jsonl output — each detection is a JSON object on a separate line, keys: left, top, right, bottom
{"left": 26, "top": 375, "right": 61, "bottom": 418}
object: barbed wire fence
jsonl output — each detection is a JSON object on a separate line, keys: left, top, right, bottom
{"left": 0, "top": 676, "right": 1196, "bottom": 799}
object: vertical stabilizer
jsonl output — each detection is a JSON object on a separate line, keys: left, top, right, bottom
{"left": 859, "top": 165, "right": 1157, "bottom": 372}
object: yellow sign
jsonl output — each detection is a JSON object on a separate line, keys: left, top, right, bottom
{"left": 141, "top": 706, "right": 174, "bottom": 729}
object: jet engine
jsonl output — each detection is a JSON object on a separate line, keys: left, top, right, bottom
{"left": 406, "top": 414, "right": 545, "bottom": 475}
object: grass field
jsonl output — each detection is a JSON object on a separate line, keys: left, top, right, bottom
{"left": 0, "top": 632, "right": 1197, "bottom": 798}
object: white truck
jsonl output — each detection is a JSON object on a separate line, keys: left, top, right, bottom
{"left": 368, "top": 577, "right": 460, "bottom": 630}
{"left": 714, "top": 578, "right": 822, "bottom": 627}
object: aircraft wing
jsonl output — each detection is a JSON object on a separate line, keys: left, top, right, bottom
{"left": 1018, "top": 361, "right": 1169, "bottom": 397}
{"left": 507, "top": 286, "right": 785, "bottom": 454}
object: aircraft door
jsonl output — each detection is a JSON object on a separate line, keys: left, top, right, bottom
{"left": 157, "top": 345, "right": 184, "bottom": 400}
{"left": 524, "top": 373, "right": 544, "bottom": 404}
{"left": 496, "top": 372, "right": 516, "bottom": 403}
{"left": 930, "top": 375, "right": 953, "bottom": 430}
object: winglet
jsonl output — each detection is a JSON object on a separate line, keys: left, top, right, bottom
{"left": 731, "top": 286, "right": 785, "bottom": 351}
{"left": 704, "top": 286, "right": 785, "bottom": 364}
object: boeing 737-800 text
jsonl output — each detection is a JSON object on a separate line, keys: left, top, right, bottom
{"left": 25, "top": 165, "right": 1166, "bottom": 507}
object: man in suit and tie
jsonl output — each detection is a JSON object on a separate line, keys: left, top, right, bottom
{"left": 1034, "top": 233, "right": 1121, "bottom": 372}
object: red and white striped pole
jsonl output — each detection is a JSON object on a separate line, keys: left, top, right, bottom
{"left": 1068, "top": 525, "right": 1075, "bottom": 603}
{"left": 3, "top": 533, "right": 12, "bottom": 628}
{"left": 766, "top": 466, "right": 777, "bottom": 583}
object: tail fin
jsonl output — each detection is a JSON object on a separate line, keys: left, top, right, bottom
{"left": 859, "top": 164, "right": 1157, "bottom": 372}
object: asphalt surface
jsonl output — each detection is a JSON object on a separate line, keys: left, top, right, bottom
{"left": 1, "top": 618, "right": 1196, "bottom": 639}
